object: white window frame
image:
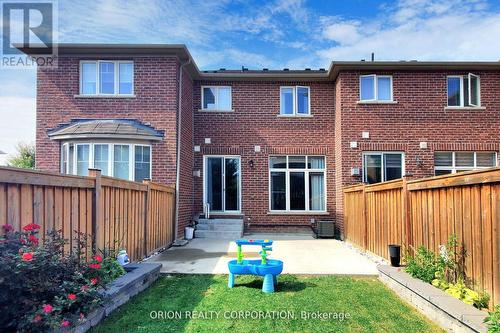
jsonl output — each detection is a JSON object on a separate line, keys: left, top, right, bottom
{"left": 434, "top": 151, "right": 497, "bottom": 175}
{"left": 359, "top": 75, "right": 393, "bottom": 102}
{"left": 202, "top": 155, "right": 242, "bottom": 214}
{"left": 279, "top": 86, "right": 311, "bottom": 116}
{"left": 446, "top": 74, "right": 481, "bottom": 107}
{"left": 79, "top": 60, "right": 134, "bottom": 96}
{"left": 268, "top": 155, "right": 327, "bottom": 213}
{"left": 362, "top": 152, "right": 405, "bottom": 183}
{"left": 200, "top": 86, "right": 232, "bottom": 111}
{"left": 60, "top": 141, "right": 152, "bottom": 182}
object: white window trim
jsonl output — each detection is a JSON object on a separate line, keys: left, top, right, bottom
{"left": 447, "top": 74, "right": 481, "bottom": 107}
{"left": 359, "top": 75, "right": 393, "bottom": 102}
{"left": 200, "top": 86, "right": 232, "bottom": 111}
{"left": 434, "top": 151, "right": 497, "bottom": 175}
{"left": 279, "top": 86, "right": 311, "bottom": 116}
{"left": 202, "top": 155, "right": 242, "bottom": 214}
{"left": 79, "top": 60, "right": 134, "bottom": 96}
{"left": 268, "top": 155, "right": 327, "bottom": 213}
{"left": 362, "top": 152, "right": 405, "bottom": 183}
{"left": 60, "top": 141, "right": 152, "bottom": 182}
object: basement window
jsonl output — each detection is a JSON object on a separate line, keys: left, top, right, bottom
{"left": 447, "top": 74, "right": 480, "bottom": 107}
{"left": 434, "top": 151, "right": 496, "bottom": 175}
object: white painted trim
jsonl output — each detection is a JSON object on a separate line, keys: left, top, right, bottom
{"left": 60, "top": 140, "right": 152, "bottom": 182}
{"left": 279, "top": 86, "right": 311, "bottom": 116}
{"left": 434, "top": 151, "right": 497, "bottom": 175}
{"left": 268, "top": 155, "right": 327, "bottom": 213}
{"left": 202, "top": 155, "right": 242, "bottom": 214}
{"left": 362, "top": 151, "right": 405, "bottom": 183}
{"left": 200, "top": 86, "right": 232, "bottom": 111}
{"left": 79, "top": 60, "right": 134, "bottom": 96}
{"left": 359, "top": 74, "right": 394, "bottom": 102}
{"left": 468, "top": 73, "right": 480, "bottom": 107}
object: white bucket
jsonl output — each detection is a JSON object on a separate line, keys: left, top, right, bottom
{"left": 185, "top": 226, "right": 195, "bottom": 240}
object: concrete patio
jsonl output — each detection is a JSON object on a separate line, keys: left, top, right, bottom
{"left": 147, "top": 233, "right": 379, "bottom": 275}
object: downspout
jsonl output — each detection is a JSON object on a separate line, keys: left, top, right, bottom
{"left": 174, "top": 58, "right": 191, "bottom": 242}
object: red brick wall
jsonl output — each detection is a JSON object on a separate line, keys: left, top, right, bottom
{"left": 334, "top": 70, "right": 500, "bottom": 233}
{"left": 35, "top": 56, "right": 179, "bottom": 184}
{"left": 192, "top": 81, "right": 336, "bottom": 231}
{"left": 177, "top": 66, "right": 194, "bottom": 237}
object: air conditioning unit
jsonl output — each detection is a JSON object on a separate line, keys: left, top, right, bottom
{"left": 316, "top": 220, "right": 335, "bottom": 238}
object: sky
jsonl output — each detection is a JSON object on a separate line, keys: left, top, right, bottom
{"left": 1, "top": 0, "right": 500, "bottom": 164}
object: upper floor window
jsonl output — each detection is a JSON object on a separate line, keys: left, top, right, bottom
{"left": 434, "top": 151, "right": 496, "bottom": 175}
{"left": 61, "top": 142, "right": 151, "bottom": 182}
{"left": 201, "top": 86, "right": 232, "bottom": 111}
{"left": 363, "top": 152, "right": 404, "bottom": 184}
{"left": 359, "top": 75, "right": 393, "bottom": 102}
{"left": 80, "top": 61, "right": 134, "bottom": 96}
{"left": 447, "top": 74, "right": 480, "bottom": 107}
{"left": 280, "top": 86, "right": 310, "bottom": 116}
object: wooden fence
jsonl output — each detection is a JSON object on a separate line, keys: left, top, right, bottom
{"left": 344, "top": 167, "right": 500, "bottom": 306}
{"left": 0, "top": 166, "right": 176, "bottom": 261}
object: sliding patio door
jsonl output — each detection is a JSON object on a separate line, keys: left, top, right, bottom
{"left": 204, "top": 156, "right": 241, "bottom": 213}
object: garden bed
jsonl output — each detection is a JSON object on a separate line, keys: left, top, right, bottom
{"left": 378, "top": 265, "right": 487, "bottom": 333}
{"left": 70, "top": 263, "right": 161, "bottom": 333}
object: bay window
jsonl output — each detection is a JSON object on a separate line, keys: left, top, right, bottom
{"left": 363, "top": 152, "right": 404, "bottom": 184}
{"left": 61, "top": 142, "right": 151, "bottom": 181}
{"left": 80, "top": 61, "right": 134, "bottom": 96}
{"left": 434, "top": 151, "right": 496, "bottom": 175}
{"left": 269, "top": 156, "right": 326, "bottom": 212}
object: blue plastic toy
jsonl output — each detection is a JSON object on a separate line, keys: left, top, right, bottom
{"left": 227, "top": 239, "right": 284, "bottom": 293}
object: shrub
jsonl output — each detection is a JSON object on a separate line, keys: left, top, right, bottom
{"left": 485, "top": 306, "right": 500, "bottom": 333}
{"left": 0, "top": 224, "right": 123, "bottom": 332}
{"left": 406, "top": 235, "right": 490, "bottom": 310}
{"left": 405, "top": 246, "right": 445, "bottom": 283}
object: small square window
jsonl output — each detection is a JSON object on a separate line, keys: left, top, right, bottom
{"left": 201, "top": 86, "right": 232, "bottom": 111}
{"left": 447, "top": 74, "right": 480, "bottom": 107}
{"left": 280, "top": 86, "right": 310, "bottom": 116}
{"left": 360, "top": 75, "right": 393, "bottom": 102}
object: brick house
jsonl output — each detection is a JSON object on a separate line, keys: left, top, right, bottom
{"left": 22, "top": 44, "right": 500, "bottom": 239}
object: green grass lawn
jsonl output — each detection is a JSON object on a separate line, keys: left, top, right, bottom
{"left": 92, "top": 274, "right": 443, "bottom": 333}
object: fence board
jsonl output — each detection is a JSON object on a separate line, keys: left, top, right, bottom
{"left": 0, "top": 167, "right": 175, "bottom": 263}
{"left": 344, "top": 167, "right": 500, "bottom": 306}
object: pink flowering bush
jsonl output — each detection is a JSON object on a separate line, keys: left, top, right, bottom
{"left": 0, "top": 224, "right": 122, "bottom": 332}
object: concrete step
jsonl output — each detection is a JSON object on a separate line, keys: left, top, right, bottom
{"left": 194, "top": 230, "right": 243, "bottom": 239}
{"left": 196, "top": 223, "right": 243, "bottom": 231}
{"left": 197, "top": 218, "right": 244, "bottom": 225}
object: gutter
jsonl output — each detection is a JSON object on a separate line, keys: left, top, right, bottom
{"left": 173, "top": 58, "right": 191, "bottom": 244}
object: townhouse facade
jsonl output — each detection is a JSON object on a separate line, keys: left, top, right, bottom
{"left": 23, "top": 44, "right": 500, "bottom": 238}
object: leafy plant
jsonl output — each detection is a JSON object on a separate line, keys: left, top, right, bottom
{"left": 0, "top": 223, "right": 123, "bottom": 332}
{"left": 485, "top": 306, "right": 500, "bottom": 333}
{"left": 405, "top": 245, "right": 445, "bottom": 283}
{"left": 6, "top": 142, "right": 35, "bottom": 169}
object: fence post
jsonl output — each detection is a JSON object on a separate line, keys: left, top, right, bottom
{"left": 88, "top": 169, "right": 102, "bottom": 254}
{"left": 362, "top": 185, "right": 368, "bottom": 250}
{"left": 142, "top": 180, "right": 151, "bottom": 258}
{"left": 402, "top": 176, "right": 412, "bottom": 255}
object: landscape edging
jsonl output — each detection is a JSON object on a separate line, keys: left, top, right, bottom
{"left": 378, "top": 265, "right": 487, "bottom": 333}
